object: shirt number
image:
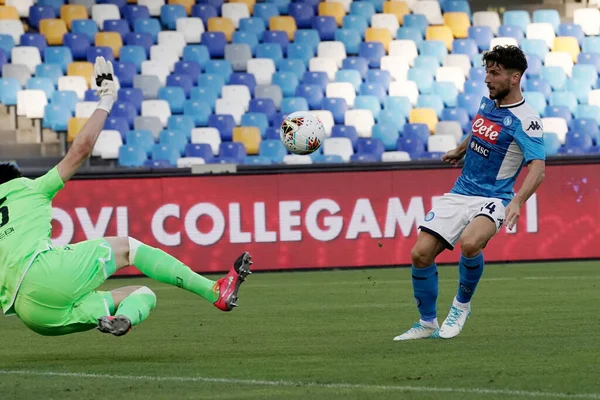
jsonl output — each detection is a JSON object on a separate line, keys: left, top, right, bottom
{"left": 0, "top": 197, "right": 9, "bottom": 229}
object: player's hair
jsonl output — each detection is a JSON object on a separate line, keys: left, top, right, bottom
{"left": 482, "top": 45, "right": 528, "bottom": 76}
{"left": 0, "top": 163, "right": 22, "bottom": 185}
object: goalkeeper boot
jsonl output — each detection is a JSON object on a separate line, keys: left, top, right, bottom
{"left": 213, "top": 252, "right": 253, "bottom": 312}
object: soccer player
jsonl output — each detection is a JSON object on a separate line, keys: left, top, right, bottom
{"left": 0, "top": 57, "right": 252, "bottom": 337}
{"left": 394, "top": 45, "right": 546, "bottom": 340}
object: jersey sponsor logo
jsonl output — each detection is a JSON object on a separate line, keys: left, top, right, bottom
{"left": 471, "top": 114, "right": 501, "bottom": 144}
{"left": 470, "top": 139, "right": 490, "bottom": 158}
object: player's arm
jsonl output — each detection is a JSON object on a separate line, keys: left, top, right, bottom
{"left": 57, "top": 57, "right": 117, "bottom": 184}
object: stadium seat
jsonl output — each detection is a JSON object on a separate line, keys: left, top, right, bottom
{"left": 152, "top": 143, "right": 180, "bottom": 165}
{"left": 270, "top": 16, "right": 297, "bottom": 41}
{"left": 345, "top": 109, "right": 374, "bottom": 137}
{"left": 443, "top": 12, "right": 470, "bottom": 38}
{"left": 543, "top": 132, "right": 561, "bottom": 156}
{"left": 428, "top": 135, "right": 456, "bottom": 153}
{"left": 468, "top": 26, "right": 493, "bottom": 51}
{"left": 389, "top": 80, "right": 419, "bottom": 105}
{"left": 533, "top": 9, "right": 560, "bottom": 33}
{"left": 526, "top": 23, "right": 555, "bottom": 48}
{"left": 95, "top": 32, "right": 123, "bottom": 59}
{"left": 323, "top": 137, "right": 353, "bottom": 161}
{"left": 545, "top": 52, "right": 573, "bottom": 77}
{"left": 222, "top": 3, "right": 249, "bottom": 29}
{"left": 247, "top": 58, "right": 275, "bottom": 85}
{"left": 142, "top": 99, "right": 171, "bottom": 127}
{"left": 574, "top": 8, "right": 600, "bottom": 36}
{"left": 396, "top": 136, "right": 425, "bottom": 157}
{"left": 241, "top": 112, "right": 269, "bottom": 136}
{"left": 417, "top": 94, "right": 444, "bottom": 118}
{"left": 498, "top": 25, "right": 524, "bottom": 45}
{"left": 318, "top": 2, "right": 345, "bottom": 27}
{"left": 233, "top": 126, "right": 261, "bottom": 154}
{"left": 92, "top": 4, "right": 120, "bottom": 29}
{"left": 39, "top": 19, "right": 67, "bottom": 46}
{"left": 503, "top": 10, "right": 531, "bottom": 33}
{"left": 552, "top": 37, "right": 580, "bottom": 63}
{"left": 118, "top": 145, "right": 147, "bottom": 167}
{"left": 92, "top": 130, "right": 123, "bottom": 159}
{"left": 413, "top": 1, "right": 442, "bottom": 25}
{"left": 542, "top": 117, "right": 568, "bottom": 144}
{"left": 435, "top": 121, "right": 463, "bottom": 143}
{"left": 259, "top": 139, "right": 287, "bottom": 163}
{"left": 67, "top": 117, "right": 89, "bottom": 142}
{"left": 312, "top": 16, "right": 337, "bottom": 41}
{"left": 158, "top": 86, "right": 185, "bottom": 114}
{"left": 472, "top": 11, "right": 501, "bottom": 35}
{"left": 409, "top": 108, "right": 438, "bottom": 133}
{"left": 159, "top": 128, "right": 187, "bottom": 155}
{"left": 383, "top": 1, "right": 409, "bottom": 25}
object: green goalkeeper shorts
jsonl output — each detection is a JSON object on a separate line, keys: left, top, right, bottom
{"left": 14, "top": 238, "right": 117, "bottom": 336}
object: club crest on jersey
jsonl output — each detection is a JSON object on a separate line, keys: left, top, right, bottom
{"left": 503, "top": 116, "right": 513, "bottom": 126}
{"left": 471, "top": 114, "right": 501, "bottom": 144}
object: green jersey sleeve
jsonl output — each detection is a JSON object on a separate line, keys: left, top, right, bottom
{"left": 31, "top": 166, "right": 64, "bottom": 199}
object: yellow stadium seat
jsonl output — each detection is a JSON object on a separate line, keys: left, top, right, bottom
{"left": 231, "top": 0, "right": 256, "bottom": 14}
{"left": 318, "top": 2, "right": 345, "bottom": 27}
{"left": 128, "top": 0, "right": 137, "bottom": 3}
{"left": 0, "top": 6, "right": 18, "bottom": 20}
{"left": 95, "top": 32, "right": 123, "bottom": 59}
{"left": 207, "top": 17, "right": 235, "bottom": 42}
{"left": 68, "top": 117, "right": 88, "bottom": 142}
{"left": 60, "top": 4, "right": 88, "bottom": 30}
{"left": 270, "top": 16, "right": 297, "bottom": 41}
{"left": 40, "top": 19, "right": 68, "bottom": 46}
{"left": 409, "top": 108, "right": 438, "bottom": 133}
{"left": 426, "top": 26, "right": 454, "bottom": 51}
{"left": 552, "top": 37, "right": 580, "bottom": 63}
{"left": 68, "top": 62, "right": 94, "bottom": 87}
{"left": 383, "top": 2, "right": 410, "bottom": 24}
{"left": 365, "top": 27, "right": 392, "bottom": 53}
{"left": 233, "top": 127, "right": 262, "bottom": 155}
{"left": 168, "top": 0, "right": 194, "bottom": 15}
{"left": 443, "top": 12, "right": 470, "bottom": 39}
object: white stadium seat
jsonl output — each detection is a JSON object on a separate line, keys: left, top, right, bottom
{"left": 526, "top": 23, "right": 555, "bottom": 48}
{"left": 247, "top": 58, "right": 276, "bottom": 85}
{"left": 472, "top": 11, "right": 501, "bottom": 35}
{"left": 427, "top": 135, "right": 457, "bottom": 153}
{"left": 138, "top": 0, "right": 165, "bottom": 16}
{"left": 317, "top": 42, "right": 347, "bottom": 68}
{"left": 326, "top": 82, "right": 356, "bottom": 108}
{"left": 541, "top": 117, "right": 568, "bottom": 144}
{"left": 222, "top": 3, "right": 249, "bottom": 29}
{"left": 574, "top": 8, "right": 600, "bottom": 36}
{"left": 345, "top": 109, "right": 374, "bottom": 137}
{"left": 309, "top": 57, "right": 339, "bottom": 81}
{"left": 283, "top": 154, "right": 313, "bottom": 164}
{"left": 75, "top": 101, "right": 98, "bottom": 118}
{"left": 221, "top": 85, "right": 251, "bottom": 111}
{"left": 215, "top": 98, "right": 245, "bottom": 125}
{"left": 177, "top": 157, "right": 206, "bottom": 168}
{"left": 141, "top": 99, "right": 171, "bottom": 127}
{"left": 435, "top": 121, "right": 463, "bottom": 143}
{"left": 158, "top": 31, "right": 186, "bottom": 58}
{"left": 381, "top": 56, "right": 410, "bottom": 81}
{"left": 191, "top": 128, "right": 221, "bottom": 155}
{"left": 412, "top": 1, "right": 443, "bottom": 24}
{"left": 11, "top": 47, "right": 41, "bottom": 74}
{"left": 389, "top": 41, "right": 418, "bottom": 66}
{"left": 0, "top": 20, "right": 24, "bottom": 44}
{"left": 149, "top": 45, "right": 179, "bottom": 72}
{"left": 326, "top": 0, "right": 352, "bottom": 12}
{"left": 588, "top": 89, "right": 600, "bottom": 107}
{"left": 177, "top": 18, "right": 204, "bottom": 44}
{"left": 371, "top": 14, "right": 399, "bottom": 38}
{"left": 17, "top": 89, "right": 47, "bottom": 119}
{"left": 545, "top": 52, "right": 574, "bottom": 77}
{"left": 58, "top": 76, "right": 87, "bottom": 100}
{"left": 141, "top": 61, "right": 170, "bottom": 86}
{"left": 312, "top": 110, "right": 334, "bottom": 136}
{"left": 323, "top": 137, "right": 354, "bottom": 161}
{"left": 381, "top": 151, "right": 411, "bottom": 162}
{"left": 92, "top": 4, "right": 121, "bottom": 29}
{"left": 92, "top": 130, "right": 123, "bottom": 159}
{"left": 436, "top": 66, "right": 465, "bottom": 92}
{"left": 389, "top": 81, "right": 419, "bottom": 105}
{"left": 443, "top": 54, "right": 471, "bottom": 78}
{"left": 6, "top": 0, "right": 34, "bottom": 17}
{"left": 490, "top": 37, "right": 519, "bottom": 49}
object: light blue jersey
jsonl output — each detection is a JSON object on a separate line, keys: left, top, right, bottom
{"left": 451, "top": 97, "right": 546, "bottom": 204}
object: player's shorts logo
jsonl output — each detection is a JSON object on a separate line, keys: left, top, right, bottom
{"left": 471, "top": 114, "right": 501, "bottom": 144}
{"left": 424, "top": 211, "right": 435, "bottom": 222}
{"left": 470, "top": 140, "right": 490, "bottom": 158}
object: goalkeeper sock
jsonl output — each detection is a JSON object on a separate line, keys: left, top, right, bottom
{"left": 115, "top": 286, "right": 156, "bottom": 326}
{"left": 412, "top": 263, "right": 438, "bottom": 322}
{"left": 129, "top": 238, "right": 219, "bottom": 303}
{"left": 457, "top": 253, "right": 484, "bottom": 303}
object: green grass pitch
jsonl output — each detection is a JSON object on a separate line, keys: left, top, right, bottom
{"left": 1, "top": 261, "right": 600, "bottom": 400}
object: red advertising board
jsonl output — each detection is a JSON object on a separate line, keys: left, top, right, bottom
{"left": 50, "top": 164, "right": 600, "bottom": 275}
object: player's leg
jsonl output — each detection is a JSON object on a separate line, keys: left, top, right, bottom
{"left": 96, "top": 285, "right": 156, "bottom": 336}
{"left": 438, "top": 199, "right": 505, "bottom": 339}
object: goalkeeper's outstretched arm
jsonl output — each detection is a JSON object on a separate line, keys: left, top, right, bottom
{"left": 57, "top": 57, "right": 117, "bottom": 184}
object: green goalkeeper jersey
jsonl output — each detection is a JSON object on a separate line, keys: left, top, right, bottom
{"left": 0, "top": 167, "right": 64, "bottom": 315}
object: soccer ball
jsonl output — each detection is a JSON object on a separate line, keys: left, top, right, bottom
{"left": 279, "top": 111, "right": 326, "bottom": 155}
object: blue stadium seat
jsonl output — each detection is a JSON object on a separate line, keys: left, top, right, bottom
{"left": 182, "top": 45, "right": 210, "bottom": 70}
{"left": 124, "top": 5, "right": 151, "bottom": 30}
{"left": 152, "top": 143, "right": 180, "bottom": 165}
{"left": 572, "top": 64, "right": 597, "bottom": 87}
{"left": 396, "top": 136, "right": 426, "bottom": 157}
{"left": 87, "top": 46, "right": 114, "bottom": 63}
{"left": 558, "top": 23, "right": 584, "bottom": 43}
{"left": 124, "top": 32, "right": 153, "bottom": 56}
{"left": 384, "top": 96, "right": 412, "bottom": 118}
{"left": 350, "top": 2, "right": 375, "bottom": 20}
{"left": 543, "top": 132, "right": 561, "bottom": 156}
{"left": 468, "top": 26, "right": 493, "bottom": 52}
{"left": 522, "top": 39, "right": 548, "bottom": 61}
{"left": 452, "top": 39, "right": 478, "bottom": 58}
{"left": 183, "top": 100, "right": 212, "bottom": 126}
{"left": 119, "top": 145, "right": 147, "bottom": 167}
{"left": 161, "top": 4, "right": 186, "bottom": 30}
{"left": 112, "top": 101, "right": 137, "bottom": 128}
{"left": 29, "top": 5, "right": 56, "bottom": 30}
{"left": 397, "top": 27, "right": 422, "bottom": 46}
{"left": 288, "top": 3, "right": 314, "bottom": 29}
{"left": 362, "top": 0, "right": 384, "bottom": 12}
{"left": 256, "top": 43, "right": 283, "bottom": 65}
{"left": 442, "top": 107, "right": 470, "bottom": 133}
{"left": 503, "top": 10, "right": 531, "bottom": 33}
{"left": 259, "top": 139, "right": 287, "bottom": 163}
{"left": 533, "top": 9, "right": 560, "bottom": 32}
{"left": 273, "top": 71, "right": 299, "bottom": 97}
{"left": 332, "top": 125, "right": 358, "bottom": 149}
{"left": 174, "top": 61, "right": 201, "bottom": 85}
{"left": 566, "top": 132, "right": 594, "bottom": 151}
{"left": 278, "top": 59, "right": 306, "bottom": 81}
{"left": 545, "top": 105, "right": 572, "bottom": 123}
{"left": 419, "top": 41, "right": 447, "bottom": 64}
{"left": 229, "top": 72, "right": 257, "bottom": 94}
{"left": 359, "top": 82, "right": 386, "bottom": 104}
{"left": 134, "top": 18, "right": 162, "bottom": 43}
{"left": 192, "top": 4, "right": 218, "bottom": 26}
{"left": 190, "top": 86, "right": 218, "bottom": 110}
{"left": 567, "top": 78, "right": 591, "bottom": 104}
{"left": 238, "top": 18, "right": 266, "bottom": 39}
{"left": 404, "top": 14, "right": 429, "bottom": 36}
{"left": 356, "top": 137, "right": 384, "bottom": 159}
{"left": 244, "top": 156, "right": 274, "bottom": 165}
{"left": 249, "top": 99, "right": 277, "bottom": 122}
{"left": 104, "top": 19, "right": 130, "bottom": 37}
{"left": 26, "top": 77, "right": 54, "bottom": 99}
{"left": 282, "top": 97, "right": 309, "bottom": 114}
{"left": 342, "top": 57, "right": 369, "bottom": 79}
{"left": 185, "top": 143, "right": 214, "bottom": 161}
{"left": 254, "top": 3, "right": 279, "bottom": 23}
{"left": 271, "top": 112, "right": 286, "bottom": 129}
{"left": 63, "top": 33, "right": 90, "bottom": 61}
{"left": 241, "top": 112, "right": 270, "bottom": 136}
{"left": 204, "top": 60, "right": 233, "bottom": 83}
{"left": 45, "top": 47, "right": 73, "bottom": 73}
{"left": 20, "top": 34, "right": 46, "bottom": 59}
{"left": 295, "top": 84, "right": 324, "bottom": 110}
{"left": 343, "top": 15, "right": 368, "bottom": 38}
{"left": 42, "top": 104, "right": 70, "bottom": 131}
{"left": 197, "top": 74, "right": 225, "bottom": 97}
{"left": 366, "top": 69, "right": 390, "bottom": 90}
{"left": 298, "top": 0, "right": 322, "bottom": 13}
{"left": 304, "top": 71, "right": 329, "bottom": 91}
{"left": 114, "top": 62, "right": 136, "bottom": 88}
{"left": 84, "top": 90, "right": 99, "bottom": 102}
{"left": 312, "top": 16, "right": 337, "bottom": 41}
{"left": 35, "top": 64, "right": 62, "bottom": 87}
{"left": 571, "top": 119, "right": 599, "bottom": 144}
{"left": 267, "top": 0, "right": 291, "bottom": 14}
{"left": 294, "top": 29, "right": 321, "bottom": 54}
{"left": 201, "top": 32, "right": 227, "bottom": 58}
{"left": 159, "top": 129, "right": 187, "bottom": 155}
{"left": 403, "top": 123, "right": 430, "bottom": 143}
{"left": 433, "top": 82, "right": 459, "bottom": 108}
{"left": 286, "top": 43, "right": 313, "bottom": 66}
{"left": 578, "top": 53, "right": 600, "bottom": 73}
{"left": 120, "top": 45, "right": 146, "bottom": 72}
{"left": 523, "top": 92, "right": 547, "bottom": 116}
{"left": 413, "top": 55, "right": 439, "bottom": 77}
{"left": 264, "top": 127, "right": 280, "bottom": 140}
{"left": 126, "top": 129, "right": 155, "bottom": 156}
{"left": 105, "top": 117, "right": 130, "bottom": 139}
{"left": 469, "top": 67, "right": 485, "bottom": 82}
{"left": 99, "top": 0, "right": 127, "bottom": 12}
{"left": 378, "top": 109, "right": 406, "bottom": 133}
{"left": 525, "top": 78, "right": 552, "bottom": 98}
{"left": 168, "top": 115, "right": 194, "bottom": 139}
{"left": 443, "top": 0, "right": 471, "bottom": 15}
{"left": 335, "top": 29, "right": 361, "bottom": 55}
{"left": 313, "top": 154, "right": 344, "bottom": 163}
{"left": 232, "top": 31, "right": 259, "bottom": 55}
{"left": 144, "top": 160, "right": 175, "bottom": 168}
{"left": 526, "top": 55, "right": 543, "bottom": 77}
{"left": 464, "top": 80, "right": 487, "bottom": 97}
{"left": 541, "top": 66, "right": 567, "bottom": 91}
{"left": 73, "top": 19, "right": 99, "bottom": 43}
{"left": 457, "top": 93, "right": 480, "bottom": 118}
{"left": 371, "top": 124, "right": 399, "bottom": 151}
{"left": 408, "top": 68, "right": 434, "bottom": 94}
{"left": 0, "top": 49, "right": 7, "bottom": 74}
{"left": 0, "top": 78, "right": 20, "bottom": 106}
{"left": 575, "top": 105, "right": 600, "bottom": 125}
{"left": 263, "top": 31, "right": 289, "bottom": 55}
{"left": 498, "top": 25, "right": 524, "bottom": 45}
{"left": 549, "top": 92, "right": 578, "bottom": 115}
{"left": 359, "top": 42, "right": 385, "bottom": 68}
{"left": 321, "top": 97, "right": 347, "bottom": 124}
{"left": 0, "top": 35, "right": 14, "bottom": 61}
{"left": 209, "top": 114, "right": 236, "bottom": 140}
{"left": 51, "top": 90, "right": 78, "bottom": 113}
{"left": 158, "top": 86, "right": 186, "bottom": 114}
{"left": 355, "top": 95, "right": 381, "bottom": 120}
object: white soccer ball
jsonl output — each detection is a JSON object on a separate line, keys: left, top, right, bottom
{"left": 279, "top": 111, "right": 326, "bottom": 155}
